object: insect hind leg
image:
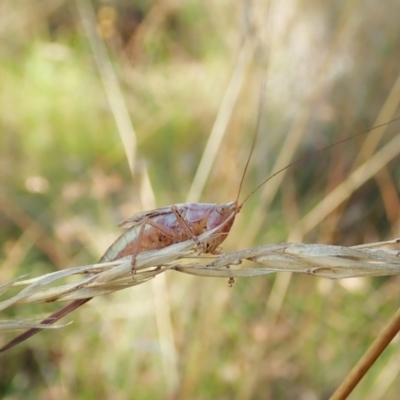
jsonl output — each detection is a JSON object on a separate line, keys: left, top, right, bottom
{"left": 130, "top": 205, "right": 205, "bottom": 276}
{"left": 171, "top": 205, "right": 205, "bottom": 250}
{"left": 130, "top": 217, "right": 177, "bottom": 274}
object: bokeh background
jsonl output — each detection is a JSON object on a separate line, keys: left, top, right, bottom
{"left": 1, "top": 0, "right": 400, "bottom": 399}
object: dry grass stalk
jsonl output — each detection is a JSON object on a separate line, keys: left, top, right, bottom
{"left": 1, "top": 235, "right": 399, "bottom": 331}
{"left": 1, "top": 236, "right": 399, "bottom": 398}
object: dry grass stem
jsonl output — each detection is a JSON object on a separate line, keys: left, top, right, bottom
{"left": 329, "top": 304, "right": 400, "bottom": 400}
{"left": 1, "top": 235, "right": 399, "bottom": 331}
{"left": 76, "top": 0, "right": 137, "bottom": 173}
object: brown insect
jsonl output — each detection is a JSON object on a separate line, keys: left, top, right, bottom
{"left": 0, "top": 119, "right": 398, "bottom": 353}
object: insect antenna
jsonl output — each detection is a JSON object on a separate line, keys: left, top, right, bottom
{"left": 235, "top": 2, "right": 273, "bottom": 208}
{"left": 239, "top": 117, "right": 400, "bottom": 208}
{"left": 235, "top": 55, "right": 271, "bottom": 208}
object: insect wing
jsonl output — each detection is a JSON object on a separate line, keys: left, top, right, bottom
{"left": 118, "top": 204, "right": 187, "bottom": 229}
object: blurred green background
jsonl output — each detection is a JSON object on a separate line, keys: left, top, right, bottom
{"left": 1, "top": 0, "right": 400, "bottom": 399}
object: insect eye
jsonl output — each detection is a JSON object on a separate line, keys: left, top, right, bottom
{"left": 216, "top": 204, "right": 228, "bottom": 215}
